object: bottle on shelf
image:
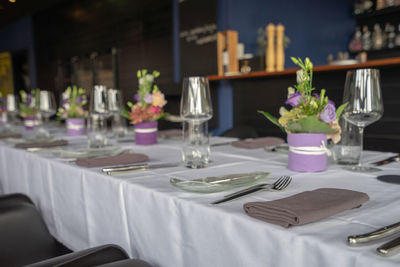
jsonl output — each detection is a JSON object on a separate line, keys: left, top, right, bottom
{"left": 222, "top": 39, "right": 229, "bottom": 75}
{"left": 385, "top": 23, "right": 396, "bottom": 49}
{"left": 349, "top": 27, "right": 363, "bottom": 52}
{"left": 362, "top": 25, "right": 372, "bottom": 51}
{"left": 395, "top": 24, "right": 400, "bottom": 47}
{"left": 372, "top": 24, "right": 384, "bottom": 50}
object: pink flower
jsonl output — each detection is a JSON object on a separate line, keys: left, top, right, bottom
{"left": 150, "top": 106, "right": 162, "bottom": 114}
{"left": 152, "top": 91, "right": 167, "bottom": 107}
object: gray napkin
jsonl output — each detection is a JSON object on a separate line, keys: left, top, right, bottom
{"left": 15, "top": 140, "right": 68, "bottom": 149}
{"left": 243, "top": 188, "right": 369, "bottom": 228}
{"left": 76, "top": 153, "right": 149, "bottom": 168}
{"left": 232, "top": 137, "right": 284, "bottom": 149}
{"left": 0, "top": 132, "right": 22, "bottom": 139}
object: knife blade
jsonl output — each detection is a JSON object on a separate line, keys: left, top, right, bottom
{"left": 347, "top": 221, "right": 400, "bottom": 246}
{"left": 372, "top": 155, "right": 400, "bottom": 166}
{"left": 102, "top": 162, "right": 179, "bottom": 175}
{"left": 377, "top": 236, "right": 400, "bottom": 257}
{"left": 211, "top": 184, "right": 273, "bottom": 205}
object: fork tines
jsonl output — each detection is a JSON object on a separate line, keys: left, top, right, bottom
{"left": 273, "top": 176, "right": 292, "bottom": 190}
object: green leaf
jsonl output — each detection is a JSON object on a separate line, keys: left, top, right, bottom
{"left": 286, "top": 115, "right": 336, "bottom": 134}
{"left": 336, "top": 102, "right": 348, "bottom": 119}
{"left": 258, "top": 110, "right": 285, "bottom": 133}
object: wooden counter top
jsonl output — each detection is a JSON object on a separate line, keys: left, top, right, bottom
{"left": 208, "top": 57, "right": 400, "bottom": 81}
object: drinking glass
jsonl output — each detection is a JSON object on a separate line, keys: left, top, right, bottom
{"left": 36, "top": 91, "right": 57, "bottom": 137}
{"left": 332, "top": 117, "right": 361, "bottom": 165}
{"left": 342, "top": 69, "right": 384, "bottom": 172}
{"left": 180, "top": 77, "right": 213, "bottom": 168}
{"left": 88, "top": 85, "right": 109, "bottom": 148}
{"left": 3, "top": 94, "right": 19, "bottom": 132}
{"left": 107, "top": 89, "right": 127, "bottom": 138}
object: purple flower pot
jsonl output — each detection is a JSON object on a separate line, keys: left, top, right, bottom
{"left": 134, "top": 121, "right": 158, "bottom": 145}
{"left": 24, "top": 117, "right": 36, "bottom": 131}
{"left": 66, "top": 118, "right": 85, "bottom": 136}
{"left": 287, "top": 133, "right": 328, "bottom": 172}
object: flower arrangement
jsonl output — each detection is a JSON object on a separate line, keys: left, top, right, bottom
{"left": 19, "top": 89, "right": 40, "bottom": 118}
{"left": 56, "top": 85, "right": 88, "bottom": 119}
{"left": 259, "top": 57, "right": 347, "bottom": 143}
{"left": 125, "top": 69, "right": 167, "bottom": 124}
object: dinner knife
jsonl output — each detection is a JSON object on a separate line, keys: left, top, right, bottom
{"left": 372, "top": 155, "right": 400, "bottom": 166}
{"left": 102, "top": 162, "right": 179, "bottom": 175}
{"left": 377, "top": 236, "right": 400, "bottom": 257}
{"left": 347, "top": 221, "right": 400, "bottom": 246}
{"left": 210, "top": 184, "right": 272, "bottom": 205}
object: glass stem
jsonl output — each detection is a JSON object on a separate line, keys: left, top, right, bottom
{"left": 358, "top": 127, "right": 364, "bottom": 167}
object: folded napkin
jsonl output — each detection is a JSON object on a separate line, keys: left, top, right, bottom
{"left": 243, "top": 188, "right": 369, "bottom": 228}
{"left": 15, "top": 139, "right": 68, "bottom": 149}
{"left": 158, "top": 129, "right": 182, "bottom": 138}
{"left": 0, "top": 132, "right": 22, "bottom": 139}
{"left": 76, "top": 153, "right": 149, "bottom": 168}
{"left": 232, "top": 137, "right": 285, "bottom": 149}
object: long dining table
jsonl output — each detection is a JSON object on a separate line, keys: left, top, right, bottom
{"left": 1, "top": 130, "right": 400, "bottom": 267}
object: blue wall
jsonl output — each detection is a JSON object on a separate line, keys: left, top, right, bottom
{"left": 0, "top": 16, "right": 37, "bottom": 89}
{"left": 220, "top": 0, "right": 355, "bottom": 67}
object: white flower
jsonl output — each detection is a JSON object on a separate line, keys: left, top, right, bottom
{"left": 279, "top": 106, "right": 288, "bottom": 116}
{"left": 139, "top": 77, "right": 144, "bottom": 85}
{"left": 296, "top": 70, "right": 309, "bottom": 84}
{"left": 287, "top": 87, "right": 295, "bottom": 98}
{"left": 145, "top": 74, "right": 154, "bottom": 83}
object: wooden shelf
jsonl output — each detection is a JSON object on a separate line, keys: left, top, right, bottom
{"left": 354, "top": 6, "right": 400, "bottom": 20}
{"left": 207, "top": 57, "right": 400, "bottom": 81}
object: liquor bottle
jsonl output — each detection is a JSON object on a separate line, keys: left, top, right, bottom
{"left": 372, "top": 24, "right": 384, "bottom": 50}
{"left": 349, "top": 27, "right": 363, "bottom": 52}
{"left": 222, "top": 38, "right": 229, "bottom": 75}
{"left": 385, "top": 23, "right": 396, "bottom": 49}
{"left": 395, "top": 24, "right": 400, "bottom": 47}
{"left": 362, "top": 25, "right": 372, "bottom": 51}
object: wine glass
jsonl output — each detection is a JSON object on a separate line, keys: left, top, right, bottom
{"left": 342, "top": 69, "right": 384, "bottom": 172}
{"left": 180, "top": 77, "right": 213, "bottom": 168}
{"left": 36, "top": 91, "right": 57, "bottom": 137}
{"left": 88, "top": 85, "right": 109, "bottom": 148}
{"left": 4, "top": 94, "right": 20, "bottom": 133}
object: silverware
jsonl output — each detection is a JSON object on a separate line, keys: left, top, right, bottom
{"left": 372, "top": 155, "right": 400, "bottom": 166}
{"left": 377, "top": 236, "right": 400, "bottom": 257}
{"left": 103, "top": 162, "right": 179, "bottom": 175}
{"left": 210, "top": 175, "right": 292, "bottom": 205}
{"left": 27, "top": 146, "right": 63, "bottom": 152}
{"left": 347, "top": 221, "right": 400, "bottom": 246}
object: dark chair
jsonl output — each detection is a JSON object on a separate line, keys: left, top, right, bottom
{"left": 26, "top": 244, "right": 153, "bottom": 267}
{"left": 0, "top": 193, "right": 152, "bottom": 267}
{"left": 220, "top": 125, "right": 259, "bottom": 139}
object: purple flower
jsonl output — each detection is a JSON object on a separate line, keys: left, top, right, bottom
{"left": 134, "top": 93, "right": 140, "bottom": 102}
{"left": 26, "top": 94, "right": 32, "bottom": 105}
{"left": 320, "top": 103, "right": 336, "bottom": 123}
{"left": 76, "top": 97, "right": 83, "bottom": 104}
{"left": 285, "top": 92, "right": 302, "bottom": 107}
{"left": 313, "top": 93, "right": 335, "bottom": 106}
{"left": 144, "top": 93, "right": 153, "bottom": 104}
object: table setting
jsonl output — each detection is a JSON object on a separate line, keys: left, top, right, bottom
{"left": 1, "top": 64, "right": 400, "bottom": 267}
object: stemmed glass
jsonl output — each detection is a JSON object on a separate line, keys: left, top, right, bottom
{"left": 36, "top": 91, "right": 57, "bottom": 137}
{"left": 180, "top": 77, "right": 213, "bottom": 168}
{"left": 88, "top": 85, "right": 109, "bottom": 148}
{"left": 342, "top": 69, "right": 384, "bottom": 172}
{"left": 107, "top": 89, "right": 126, "bottom": 138}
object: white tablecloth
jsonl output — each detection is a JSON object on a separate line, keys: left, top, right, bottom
{"left": 1, "top": 134, "right": 400, "bottom": 267}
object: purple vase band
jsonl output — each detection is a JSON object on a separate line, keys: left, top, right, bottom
{"left": 135, "top": 121, "right": 158, "bottom": 145}
{"left": 24, "top": 117, "right": 36, "bottom": 130}
{"left": 66, "top": 118, "right": 85, "bottom": 136}
{"left": 287, "top": 133, "right": 328, "bottom": 172}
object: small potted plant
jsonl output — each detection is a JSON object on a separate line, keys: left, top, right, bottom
{"left": 259, "top": 57, "right": 347, "bottom": 172}
{"left": 57, "top": 85, "right": 88, "bottom": 136}
{"left": 125, "top": 69, "right": 167, "bottom": 145}
{"left": 19, "top": 89, "right": 40, "bottom": 130}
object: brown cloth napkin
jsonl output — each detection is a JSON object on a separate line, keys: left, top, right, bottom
{"left": 76, "top": 153, "right": 149, "bottom": 168}
{"left": 15, "top": 139, "right": 68, "bottom": 149}
{"left": 158, "top": 129, "right": 182, "bottom": 138}
{"left": 232, "top": 137, "right": 285, "bottom": 149}
{"left": 243, "top": 188, "right": 369, "bottom": 228}
{"left": 0, "top": 132, "right": 22, "bottom": 139}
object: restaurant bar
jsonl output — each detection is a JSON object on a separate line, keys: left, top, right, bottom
{"left": 1, "top": 0, "right": 400, "bottom": 266}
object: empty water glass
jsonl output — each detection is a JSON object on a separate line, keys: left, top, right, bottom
{"left": 108, "top": 89, "right": 127, "bottom": 138}
{"left": 180, "top": 77, "right": 213, "bottom": 168}
{"left": 5, "top": 94, "right": 19, "bottom": 130}
{"left": 332, "top": 118, "right": 361, "bottom": 165}
{"left": 36, "top": 91, "right": 57, "bottom": 137}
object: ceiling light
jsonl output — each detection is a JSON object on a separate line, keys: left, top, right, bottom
{"left": 9, "top": 0, "right": 16, "bottom": 3}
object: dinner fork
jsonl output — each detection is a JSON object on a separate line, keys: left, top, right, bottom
{"left": 211, "top": 175, "right": 292, "bottom": 205}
